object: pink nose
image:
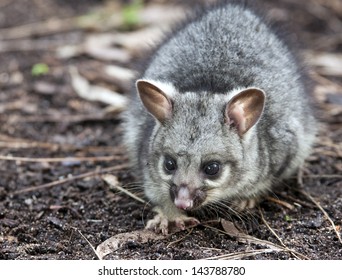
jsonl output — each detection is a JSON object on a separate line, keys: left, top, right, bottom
{"left": 174, "top": 186, "right": 194, "bottom": 210}
{"left": 175, "top": 198, "right": 193, "bottom": 210}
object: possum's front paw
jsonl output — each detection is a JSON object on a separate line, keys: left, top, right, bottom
{"left": 233, "top": 198, "right": 258, "bottom": 211}
{"left": 145, "top": 207, "right": 199, "bottom": 235}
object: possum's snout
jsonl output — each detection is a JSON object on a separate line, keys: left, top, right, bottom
{"left": 170, "top": 184, "right": 206, "bottom": 210}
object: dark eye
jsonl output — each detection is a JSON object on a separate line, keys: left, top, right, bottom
{"left": 203, "top": 162, "right": 220, "bottom": 176}
{"left": 164, "top": 156, "right": 177, "bottom": 173}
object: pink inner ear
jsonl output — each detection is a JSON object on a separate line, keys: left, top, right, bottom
{"left": 155, "top": 94, "right": 172, "bottom": 120}
{"left": 137, "top": 80, "right": 172, "bottom": 123}
{"left": 227, "top": 102, "right": 246, "bottom": 133}
{"left": 225, "top": 88, "right": 265, "bottom": 136}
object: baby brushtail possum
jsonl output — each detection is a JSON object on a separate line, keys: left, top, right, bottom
{"left": 123, "top": 1, "right": 316, "bottom": 234}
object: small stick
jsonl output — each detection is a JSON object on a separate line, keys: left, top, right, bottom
{"left": 298, "top": 189, "right": 342, "bottom": 245}
{"left": 0, "top": 154, "right": 124, "bottom": 163}
{"left": 266, "top": 196, "right": 294, "bottom": 210}
{"left": 205, "top": 248, "right": 284, "bottom": 260}
{"left": 297, "top": 168, "right": 342, "bottom": 245}
{"left": 73, "top": 227, "right": 102, "bottom": 260}
{"left": 167, "top": 228, "right": 194, "bottom": 248}
{"left": 1, "top": 112, "right": 118, "bottom": 123}
{"left": 278, "top": 193, "right": 315, "bottom": 209}
{"left": 12, "top": 164, "right": 129, "bottom": 195}
{"left": 0, "top": 134, "right": 126, "bottom": 153}
{"left": 258, "top": 208, "right": 310, "bottom": 260}
{"left": 203, "top": 224, "right": 284, "bottom": 252}
{"left": 291, "top": 174, "right": 342, "bottom": 179}
{"left": 311, "top": 174, "right": 342, "bottom": 179}
{"left": 0, "top": 17, "right": 77, "bottom": 40}
{"left": 102, "top": 174, "right": 146, "bottom": 204}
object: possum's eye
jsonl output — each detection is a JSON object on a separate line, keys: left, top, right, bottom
{"left": 164, "top": 156, "right": 177, "bottom": 173}
{"left": 203, "top": 162, "right": 220, "bottom": 176}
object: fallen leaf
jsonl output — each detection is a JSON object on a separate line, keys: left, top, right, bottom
{"left": 84, "top": 34, "right": 131, "bottom": 62}
{"left": 304, "top": 51, "right": 342, "bottom": 76}
{"left": 69, "top": 66, "right": 127, "bottom": 109}
{"left": 221, "top": 219, "right": 249, "bottom": 241}
{"left": 220, "top": 219, "right": 283, "bottom": 251}
{"left": 104, "top": 65, "right": 136, "bottom": 83}
{"left": 96, "top": 229, "right": 166, "bottom": 259}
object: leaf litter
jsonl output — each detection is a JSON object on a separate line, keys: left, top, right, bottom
{"left": 0, "top": 0, "right": 341, "bottom": 260}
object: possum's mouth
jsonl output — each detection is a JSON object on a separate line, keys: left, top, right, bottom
{"left": 170, "top": 184, "right": 206, "bottom": 211}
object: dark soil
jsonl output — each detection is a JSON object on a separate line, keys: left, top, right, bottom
{"left": 0, "top": 0, "right": 341, "bottom": 260}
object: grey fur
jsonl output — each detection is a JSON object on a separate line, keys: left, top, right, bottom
{"left": 123, "top": 2, "right": 316, "bottom": 231}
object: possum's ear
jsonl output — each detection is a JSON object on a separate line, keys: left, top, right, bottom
{"left": 136, "top": 80, "right": 173, "bottom": 123}
{"left": 225, "top": 88, "right": 265, "bottom": 136}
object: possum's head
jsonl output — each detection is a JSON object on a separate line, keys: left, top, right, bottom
{"left": 136, "top": 79, "right": 265, "bottom": 211}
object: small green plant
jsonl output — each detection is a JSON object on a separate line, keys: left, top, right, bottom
{"left": 31, "top": 63, "right": 50, "bottom": 76}
{"left": 284, "top": 215, "right": 292, "bottom": 222}
{"left": 122, "top": 0, "right": 143, "bottom": 30}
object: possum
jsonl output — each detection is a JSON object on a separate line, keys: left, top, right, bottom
{"left": 123, "top": 0, "right": 316, "bottom": 234}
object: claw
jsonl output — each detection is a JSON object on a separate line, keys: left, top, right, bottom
{"left": 175, "top": 219, "right": 185, "bottom": 231}
{"left": 160, "top": 218, "right": 169, "bottom": 235}
{"left": 234, "top": 198, "right": 257, "bottom": 211}
{"left": 145, "top": 209, "right": 199, "bottom": 234}
{"left": 175, "top": 216, "right": 199, "bottom": 230}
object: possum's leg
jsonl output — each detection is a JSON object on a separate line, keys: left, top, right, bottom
{"left": 145, "top": 206, "right": 199, "bottom": 235}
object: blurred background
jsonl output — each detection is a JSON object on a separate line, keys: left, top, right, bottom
{"left": 0, "top": 0, "right": 341, "bottom": 260}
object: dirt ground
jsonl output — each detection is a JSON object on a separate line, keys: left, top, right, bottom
{"left": 0, "top": 0, "right": 341, "bottom": 260}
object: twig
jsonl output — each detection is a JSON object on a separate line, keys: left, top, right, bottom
{"left": 1, "top": 112, "right": 120, "bottom": 123}
{"left": 167, "top": 228, "right": 194, "bottom": 248}
{"left": 258, "top": 208, "right": 309, "bottom": 260}
{"left": 12, "top": 164, "right": 129, "bottom": 195}
{"left": 102, "top": 174, "right": 146, "bottom": 204}
{"left": 298, "top": 189, "right": 342, "bottom": 245}
{"left": 277, "top": 193, "right": 315, "bottom": 209}
{"left": 0, "top": 155, "right": 124, "bottom": 163}
{"left": 0, "top": 17, "right": 78, "bottom": 40}
{"left": 298, "top": 174, "right": 342, "bottom": 179}
{"left": 0, "top": 134, "right": 126, "bottom": 153}
{"left": 0, "top": 141, "right": 59, "bottom": 150}
{"left": 204, "top": 248, "right": 283, "bottom": 260}
{"left": 0, "top": 38, "right": 67, "bottom": 53}
{"left": 0, "top": 141, "right": 124, "bottom": 154}
{"left": 0, "top": 134, "right": 67, "bottom": 150}
{"left": 73, "top": 227, "right": 101, "bottom": 260}
{"left": 266, "top": 196, "right": 295, "bottom": 210}
{"left": 297, "top": 168, "right": 342, "bottom": 245}
{"left": 203, "top": 224, "right": 285, "bottom": 252}
{"left": 289, "top": 174, "right": 342, "bottom": 180}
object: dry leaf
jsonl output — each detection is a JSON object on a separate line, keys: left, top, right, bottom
{"left": 104, "top": 65, "right": 136, "bottom": 82}
{"left": 84, "top": 34, "right": 131, "bottom": 62}
{"left": 57, "top": 34, "right": 131, "bottom": 62}
{"left": 138, "top": 4, "right": 185, "bottom": 26}
{"left": 304, "top": 51, "right": 342, "bottom": 76}
{"left": 112, "top": 27, "right": 165, "bottom": 54}
{"left": 96, "top": 229, "right": 166, "bottom": 259}
{"left": 220, "top": 219, "right": 252, "bottom": 243}
{"left": 69, "top": 66, "right": 127, "bottom": 109}
{"left": 220, "top": 219, "right": 283, "bottom": 251}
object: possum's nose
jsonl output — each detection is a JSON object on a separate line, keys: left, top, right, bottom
{"left": 170, "top": 184, "right": 206, "bottom": 210}
{"left": 174, "top": 186, "right": 193, "bottom": 210}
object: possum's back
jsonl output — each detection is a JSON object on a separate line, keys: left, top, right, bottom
{"left": 142, "top": 2, "right": 315, "bottom": 150}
